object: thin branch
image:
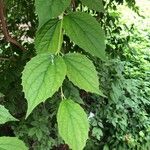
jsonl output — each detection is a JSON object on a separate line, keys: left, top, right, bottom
{"left": 0, "top": 0, "right": 26, "bottom": 51}
{"left": 71, "top": 0, "right": 76, "bottom": 11}
{"left": 0, "top": 57, "right": 10, "bottom": 61}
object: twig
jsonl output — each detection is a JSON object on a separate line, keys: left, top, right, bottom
{"left": 0, "top": 57, "right": 9, "bottom": 61}
{"left": 71, "top": 0, "right": 76, "bottom": 11}
{"left": 0, "top": 0, "right": 26, "bottom": 51}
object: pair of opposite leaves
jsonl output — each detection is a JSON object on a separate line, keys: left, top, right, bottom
{"left": 22, "top": 53, "right": 100, "bottom": 150}
{"left": 22, "top": 2, "right": 106, "bottom": 150}
{"left": 22, "top": 53, "right": 104, "bottom": 117}
{"left": 23, "top": 10, "right": 106, "bottom": 117}
{"left": 36, "top": 0, "right": 104, "bottom": 28}
{"left": 0, "top": 1, "right": 105, "bottom": 150}
{"left": 35, "top": 12, "right": 106, "bottom": 61}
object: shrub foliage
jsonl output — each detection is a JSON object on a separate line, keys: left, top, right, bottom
{"left": 0, "top": 0, "right": 150, "bottom": 150}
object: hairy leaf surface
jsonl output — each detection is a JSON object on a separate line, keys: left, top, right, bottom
{"left": 63, "top": 12, "right": 106, "bottom": 60}
{"left": 22, "top": 54, "right": 66, "bottom": 117}
{"left": 57, "top": 99, "right": 89, "bottom": 150}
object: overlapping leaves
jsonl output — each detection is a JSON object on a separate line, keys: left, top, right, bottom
{"left": 22, "top": 52, "right": 103, "bottom": 117}
{"left": 35, "top": 0, "right": 71, "bottom": 27}
{"left": 22, "top": 3, "right": 106, "bottom": 150}
{"left": 35, "top": 12, "right": 106, "bottom": 60}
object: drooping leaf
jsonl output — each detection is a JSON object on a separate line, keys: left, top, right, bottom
{"left": 35, "top": 0, "right": 71, "bottom": 27}
{"left": 80, "top": 0, "right": 104, "bottom": 12}
{"left": 63, "top": 12, "right": 106, "bottom": 60}
{"left": 63, "top": 81, "right": 84, "bottom": 105}
{"left": 57, "top": 99, "right": 89, "bottom": 150}
{"left": 22, "top": 54, "right": 66, "bottom": 117}
{"left": 64, "top": 53, "right": 104, "bottom": 96}
{"left": 0, "top": 137, "right": 28, "bottom": 150}
{"left": 0, "top": 105, "right": 18, "bottom": 124}
{"left": 35, "top": 19, "right": 63, "bottom": 54}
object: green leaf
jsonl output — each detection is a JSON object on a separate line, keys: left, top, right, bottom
{"left": 22, "top": 54, "right": 66, "bottom": 117}
{"left": 63, "top": 81, "right": 84, "bottom": 105}
{"left": 0, "top": 92, "right": 4, "bottom": 98}
{"left": 103, "top": 145, "right": 109, "bottom": 150}
{"left": 0, "top": 137, "right": 28, "bottom": 150}
{"left": 64, "top": 53, "right": 104, "bottom": 95}
{"left": 63, "top": 12, "right": 106, "bottom": 60}
{"left": 92, "top": 127, "right": 103, "bottom": 140}
{"left": 35, "top": 19, "right": 63, "bottom": 54}
{"left": 0, "top": 105, "right": 18, "bottom": 124}
{"left": 80, "top": 0, "right": 104, "bottom": 12}
{"left": 35, "top": 0, "right": 71, "bottom": 27}
{"left": 57, "top": 99, "right": 89, "bottom": 150}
